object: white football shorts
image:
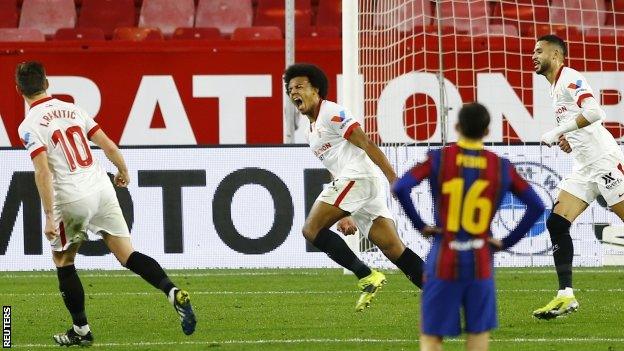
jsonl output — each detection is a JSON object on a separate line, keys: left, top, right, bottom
{"left": 317, "top": 177, "right": 394, "bottom": 236}
{"left": 50, "top": 184, "right": 130, "bottom": 251}
{"left": 558, "top": 151, "right": 624, "bottom": 207}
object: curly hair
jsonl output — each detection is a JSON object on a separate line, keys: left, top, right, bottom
{"left": 283, "top": 63, "right": 328, "bottom": 99}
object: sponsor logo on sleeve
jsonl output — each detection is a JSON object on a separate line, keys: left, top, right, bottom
{"left": 568, "top": 80, "right": 588, "bottom": 97}
{"left": 567, "top": 80, "right": 581, "bottom": 90}
{"left": 330, "top": 111, "right": 353, "bottom": 129}
{"left": 330, "top": 110, "right": 346, "bottom": 123}
{"left": 20, "top": 132, "right": 34, "bottom": 149}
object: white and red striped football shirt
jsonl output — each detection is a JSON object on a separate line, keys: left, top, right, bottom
{"left": 307, "top": 100, "right": 378, "bottom": 179}
{"left": 550, "top": 66, "right": 621, "bottom": 168}
{"left": 18, "top": 97, "right": 109, "bottom": 204}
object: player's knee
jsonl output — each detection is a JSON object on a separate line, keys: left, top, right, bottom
{"left": 112, "top": 247, "right": 134, "bottom": 267}
{"left": 301, "top": 224, "right": 318, "bottom": 242}
{"left": 53, "top": 256, "right": 75, "bottom": 267}
{"left": 117, "top": 253, "right": 130, "bottom": 267}
{"left": 546, "top": 213, "right": 571, "bottom": 238}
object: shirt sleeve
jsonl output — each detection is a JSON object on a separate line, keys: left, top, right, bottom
{"left": 326, "top": 107, "right": 360, "bottom": 140}
{"left": 18, "top": 123, "right": 46, "bottom": 159}
{"left": 391, "top": 155, "right": 432, "bottom": 231}
{"left": 565, "top": 70, "right": 594, "bottom": 108}
{"left": 79, "top": 107, "right": 100, "bottom": 140}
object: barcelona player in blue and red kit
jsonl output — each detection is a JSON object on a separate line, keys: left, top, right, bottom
{"left": 392, "top": 103, "right": 545, "bottom": 351}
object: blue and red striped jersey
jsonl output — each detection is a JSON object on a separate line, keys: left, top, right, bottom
{"left": 393, "top": 139, "right": 544, "bottom": 281}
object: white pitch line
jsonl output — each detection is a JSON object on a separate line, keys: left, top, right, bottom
{"left": 3, "top": 288, "right": 624, "bottom": 298}
{"left": 1, "top": 269, "right": 622, "bottom": 279}
{"left": 500, "top": 269, "right": 624, "bottom": 274}
{"left": 0, "top": 271, "right": 324, "bottom": 279}
{"left": 11, "top": 337, "right": 624, "bottom": 348}
{"left": 5, "top": 290, "right": 369, "bottom": 297}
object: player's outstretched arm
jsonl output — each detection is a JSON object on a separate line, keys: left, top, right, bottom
{"left": 32, "top": 152, "right": 57, "bottom": 240}
{"left": 90, "top": 129, "right": 129, "bottom": 187}
{"left": 346, "top": 126, "right": 397, "bottom": 184}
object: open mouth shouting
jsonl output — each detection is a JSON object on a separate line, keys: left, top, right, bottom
{"left": 293, "top": 96, "right": 304, "bottom": 111}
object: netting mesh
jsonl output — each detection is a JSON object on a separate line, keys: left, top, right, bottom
{"left": 357, "top": 0, "right": 624, "bottom": 268}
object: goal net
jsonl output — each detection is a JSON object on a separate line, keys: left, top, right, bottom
{"left": 353, "top": 0, "right": 624, "bottom": 269}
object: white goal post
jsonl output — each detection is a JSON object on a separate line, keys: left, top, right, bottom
{"left": 342, "top": 0, "right": 363, "bottom": 259}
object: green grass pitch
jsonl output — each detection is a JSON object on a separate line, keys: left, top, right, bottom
{"left": 2, "top": 267, "right": 624, "bottom": 350}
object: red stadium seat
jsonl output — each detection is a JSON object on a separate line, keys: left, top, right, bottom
{"left": 19, "top": 0, "right": 76, "bottom": 37}
{"left": 0, "top": 27, "right": 44, "bottom": 41}
{"left": 439, "top": 0, "right": 489, "bottom": 35}
{"left": 139, "top": 0, "right": 195, "bottom": 36}
{"left": 113, "top": 26, "right": 163, "bottom": 40}
{"left": 374, "top": 0, "right": 432, "bottom": 32}
{"left": 231, "top": 26, "right": 281, "bottom": 40}
{"left": 297, "top": 26, "right": 340, "bottom": 38}
{"left": 0, "top": 0, "right": 19, "bottom": 28}
{"left": 78, "top": 0, "right": 136, "bottom": 39}
{"left": 195, "top": 0, "right": 252, "bottom": 36}
{"left": 254, "top": 0, "right": 312, "bottom": 31}
{"left": 316, "top": 0, "right": 341, "bottom": 28}
{"left": 54, "top": 27, "right": 105, "bottom": 40}
{"left": 550, "top": 0, "right": 606, "bottom": 32}
{"left": 172, "top": 27, "right": 222, "bottom": 40}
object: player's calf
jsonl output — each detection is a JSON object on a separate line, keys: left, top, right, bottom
{"left": 124, "top": 251, "right": 197, "bottom": 334}
{"left": 311, "top": 228, "right": 372, "bottom": 279}
{"left": 390, "top": 247, "right": 424, "bottom": 288}
{"left": 547, "top": 214, "right": 573, "bottom": 290}
{"left": 57, "top": 264, "right": 88, "bottom": 328}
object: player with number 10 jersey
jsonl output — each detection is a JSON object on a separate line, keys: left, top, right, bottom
{"left": 18, "top": 97, "right": 129, "bottom": 250}
{"left": 19, "top": 97, "right": 109, "bottom": 204}
{"left": 17, "top": 62, "right": 196, "bottom": 346}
